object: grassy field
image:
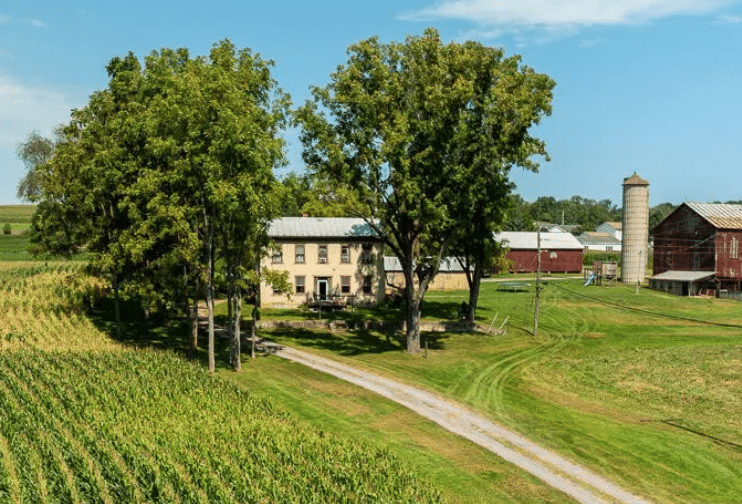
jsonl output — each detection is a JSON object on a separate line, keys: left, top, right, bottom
{"left": 0, "top": 206, "right": 35, "bottom": 260}
{"left": 3, "top": 256, "right": 742, "bottom": 503}
{"left": 0, "top": 263, "right": 447, "bottom": 503}
{"left": 260, "top": 280, "right": 742, "bottom": 504}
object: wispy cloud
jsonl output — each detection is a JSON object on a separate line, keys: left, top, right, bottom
{"left": 0, "top": 74, "right": 74, "bottom": 149}
{"left": 0, "top": 14, "right": 11, "bottom": 24}
{"left": 400, "top": 0, "right": 735, "bottom": 34}
{"left": 30, "top": 19, "right": 46, "bottom": 28}
{"left": 717, "top": 13, "right": 742, "bottom": 22}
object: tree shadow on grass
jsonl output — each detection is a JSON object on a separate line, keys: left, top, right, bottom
{"left": 87, "top": 296, "right": 234, "bottom": 370}
{"left": 266, "top": 327, "right": 449, "bottom": 356}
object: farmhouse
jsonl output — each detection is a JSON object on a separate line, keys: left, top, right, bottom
{"left": 384, "top": 256, "right": 470, "bottom": 293}
{"left": 596, "top": 221, "right": 622, "bottom": 241}
{"left": 260, "top": 217, "right": 385, "bottom": 308}
{"left": 651, "top": 202, "right": 742, "bottom": 297}
{"left": 494, "top": 231, "right": 584, "bottom": 273}
{"left": 577, "top": 231, "right": 622, "bottom": 252}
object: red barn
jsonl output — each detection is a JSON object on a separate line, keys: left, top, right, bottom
{"left": 494, "top": 232, "right": 584, "bottom": 274}
{"left": 651, "top": 202, "right": 742, "bottom": 297}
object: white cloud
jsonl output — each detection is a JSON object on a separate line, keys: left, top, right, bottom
{"left": 0, "top": 14, "right": 10, "bottom": 24}
{"left": 717, "top": 13, "right": 742, "bottom": 21}
{"left": 400, "top": 0, "right": 734, "bottom": 29}
{"left": 0, "top": 74, "right": 75, "bottom": 149}
{"left": 30, "top": 19, "right": 46, "bottom": 28}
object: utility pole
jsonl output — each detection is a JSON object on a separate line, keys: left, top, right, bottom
{"left": 534, "top": 227, "right": 541, "bottom": 337}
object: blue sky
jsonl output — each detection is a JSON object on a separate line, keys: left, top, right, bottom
{"left": 2, "top": 0, "right": 741, "bottom": 207}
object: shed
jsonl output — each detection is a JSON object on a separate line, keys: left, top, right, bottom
{"left": 384, "top": 256, "right": 470, "bottom": 292}
{"left": 494, "top": 232, "right": 584, "bottom": 273}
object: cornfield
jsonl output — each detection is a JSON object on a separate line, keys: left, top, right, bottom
{"left": 0, "top": 263, "right": 444, "bottom": 503}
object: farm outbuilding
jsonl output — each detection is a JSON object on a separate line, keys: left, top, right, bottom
{"left": 651, "top": 202, "right": 742, "bottom": 297}
{"left": 384, "top": 257, "right": 470, "bottom": 292}
{"left": 494, "top": 232, "right": 584, "bottom": 274}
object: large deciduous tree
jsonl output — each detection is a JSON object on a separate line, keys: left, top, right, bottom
{"left": 32, "top": 40, "right": 288, "bottom": 371}
{"left": 298, "top": 29, "right": 554, "bottom": 352}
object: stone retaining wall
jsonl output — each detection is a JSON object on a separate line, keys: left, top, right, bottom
{"left": 252, "top": 319, "right": 479, "bottom": 333}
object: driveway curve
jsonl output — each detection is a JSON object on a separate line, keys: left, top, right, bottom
{"left": 273, "top": 345, "right": 653, "bottom": 504}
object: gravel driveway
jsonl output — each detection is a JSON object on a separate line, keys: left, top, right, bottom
{"left": 273, "top": 345, "right": 653, "bottom": 504}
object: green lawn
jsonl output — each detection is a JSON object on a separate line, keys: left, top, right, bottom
{"left": 259, "top": 280, "right": 742, "bottom": 504}
{"left": 0, "top": 204, "right": 36, "bottom": 223}
{"left": 0, "top": 234, "right": 34, "bottom": 261}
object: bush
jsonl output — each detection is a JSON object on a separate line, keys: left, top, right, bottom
{"left": 583, "top": 250, "right": 620, "bottom": 266}
{"left": 2, "top": 223, "right": 11, "bottom": 235}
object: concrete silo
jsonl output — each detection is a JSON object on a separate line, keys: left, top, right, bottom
{"left": 621, "top": 173, "right": 650, "bottom": 284}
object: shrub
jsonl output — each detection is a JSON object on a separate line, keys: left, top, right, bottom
{"left": 2, "top": 223, "right": 10, "bottom": 235}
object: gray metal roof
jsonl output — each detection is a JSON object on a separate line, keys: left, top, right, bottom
{"left": 684, "top": 202, "right": 742, "bottom": 229}
{"left": 577, "top": 232, "right": 622, "bottom": 246}
{"left": 384, "top": 256, "right": 468, "bottom": 273}
{"left": 268, "top": 217, "right": 381, "bottom": 239}
{"left": 650, "top": 270, "right": 715, "bottom": 282}
{"left": 494, "top": 231, "right": 583, "bottom": 250}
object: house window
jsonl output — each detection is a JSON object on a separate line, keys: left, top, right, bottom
{"left": 295, "top": 244, "right": 305, "bottom": 264}
{"left": 606, "top": 246, "right": 613, "bottom": 251}
{"left": 732, "top": 237, "right": 739, "bottom": 259}
{"left": 318, "top": 245, "right": 328, "bottom": 264}
{"left": 361, "top": 243, "right": 373, "bottom": 264}
{"left": 272, "top": 246, "right": 283, "bottom": 264}
{"left": 341, "top": 245, "right": 351, "bottom": 264}
{"left": 550, "top": 251, "right": 557, "bottom": 259}
{"left": 295, "top": 276, "right": 305, "bottom": 294}
{"left": 340, "top": 276, "right": 351, "bottom": 294}
{"left": 362, "top": 275, "right": 373, "bottom": 294}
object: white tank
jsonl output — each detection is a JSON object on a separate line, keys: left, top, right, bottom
{"left": 621, "top": 173, "right": 649, "bottom": 284}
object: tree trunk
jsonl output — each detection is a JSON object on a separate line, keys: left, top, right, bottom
{"left": 206, "top": 212, "right": 216, "bottom": 373}
{"left": 112, "top": 270, "right": 121, "bottom": 338}
{"left": 402, "top": 264, "right": 421, "bottom": 354}
{"left": 251, "top": 306, "right": 257, "bottom": 359}
{"left": 466, "top": 258, "right": 483, "bottom": 323}
{"left": 405, "top": 293, "right": 421, "bottom": 353}
{"left": 189, "top": 276, "right": 199, "bottom": 359}
{"left": 231, "top": 287, "right": 242, "bottom": 371}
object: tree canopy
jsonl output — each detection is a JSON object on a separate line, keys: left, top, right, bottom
{"left": 298, "top": 28, "right": 554, "bottom": 352}
{"left": 31, "top": 40, "right": 289, "bottom": 371}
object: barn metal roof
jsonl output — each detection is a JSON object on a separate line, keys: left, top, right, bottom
{"left": 268, "top": 217, "right": 381, "bottom": 239}
{"left": 577, "top": 232, "right": 621, "bottom": 246}
{"left": 684, "top": 202, "right": 742, "bottom": 230}
{"left": 494, "top": 231, "right": 583, "bottom": 250}
{"left": 650, "top": 270, "right": 715, "bottom": 282}
{"left": 384, "top": 256, "right": 468, "bottom": 273}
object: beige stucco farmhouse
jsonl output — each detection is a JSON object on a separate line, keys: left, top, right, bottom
{"left": 260, "top": 217, "right": 385, "bottom": 309}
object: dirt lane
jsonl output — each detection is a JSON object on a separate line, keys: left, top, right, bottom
{"left": 272, "top": 345, "right": 653, "bottom": 504}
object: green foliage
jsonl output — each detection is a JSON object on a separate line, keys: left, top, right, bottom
{"left": 31, "top": 40, "right": 289, "bottom": 369}
{"left": 298, "top": 28, "right": 554, "bottom": 351}
{"left": 2, "top": 224, "right": 10, "bottom": 235}
{"left": 582, "top": 250, "right": 621, "bottom": 266}
{"left": 505, "top": 195, "right": 620, "bottom": 232}
{"left": 15, "top": 129, "right": 61, "bottom": 202}
{"left": 0, "top": 264, "right": 444, "bottom": 503}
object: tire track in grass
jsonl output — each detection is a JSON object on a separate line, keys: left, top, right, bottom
{"left": 275, "top": 345, "right": 653, "bottom": 504}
